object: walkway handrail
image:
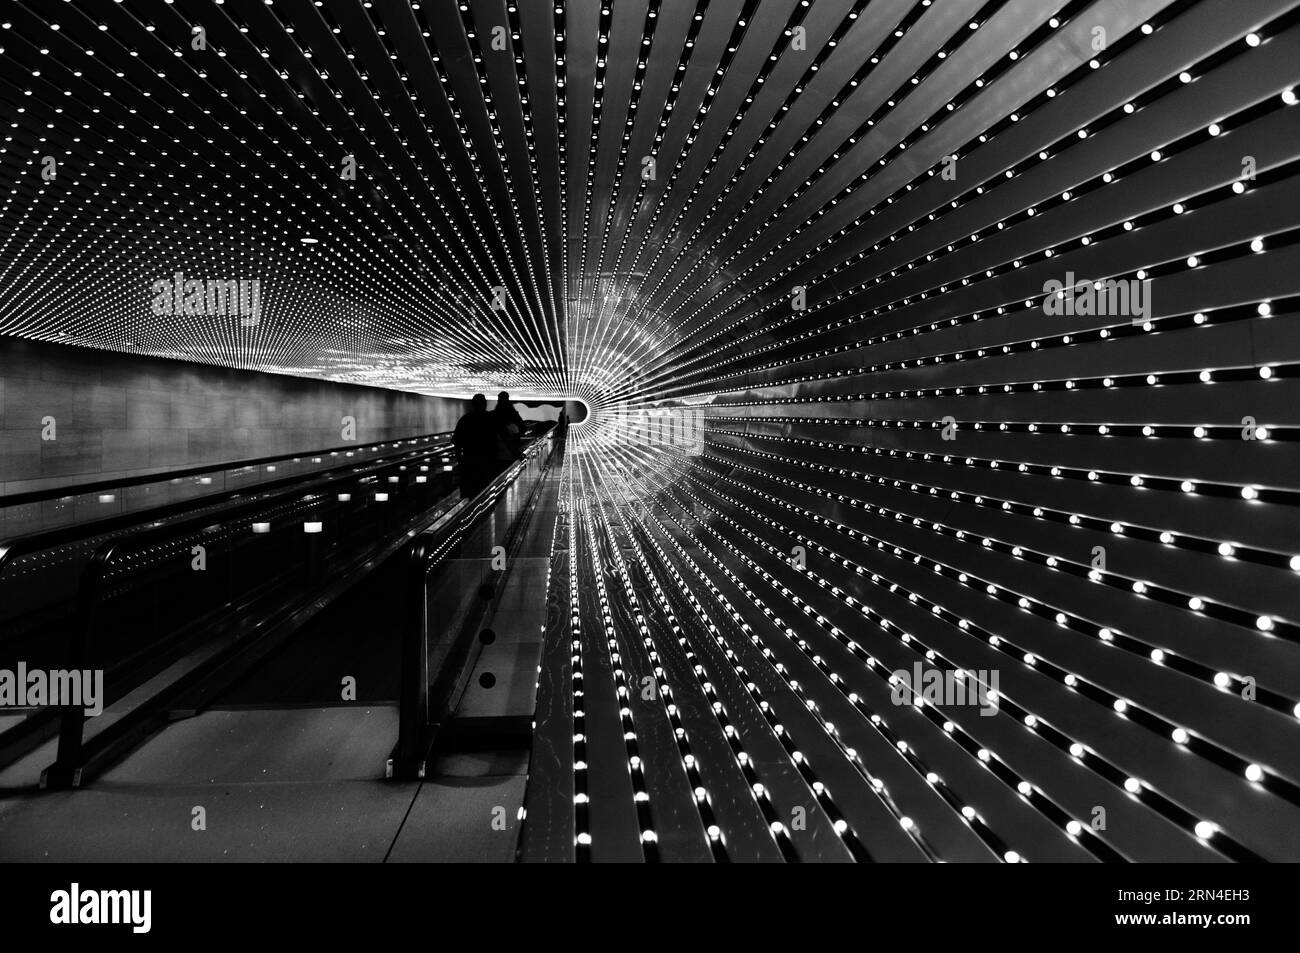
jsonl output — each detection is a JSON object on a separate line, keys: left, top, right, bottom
{"left": 0, "top": 430, "right": 453, "bottom": 509}
{"left": 391, "top": 428, "right": 561, "bottom": 778}
{"left": 0, "top": 434, "right": 453, "bottom": 588}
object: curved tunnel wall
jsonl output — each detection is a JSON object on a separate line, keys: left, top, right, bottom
{"left": 0, "top": 337, "right": 468, "bottom": 495}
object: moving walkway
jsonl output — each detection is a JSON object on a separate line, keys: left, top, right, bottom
{"left": 0, "top": 426, "right": 557, "bottom": 798}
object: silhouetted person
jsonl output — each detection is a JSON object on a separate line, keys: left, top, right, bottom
{"left": 454, "top": 393, "right": 504, "bottom": 498}
{"left": 493, "top": 391, "right": 525, "bottom": 459}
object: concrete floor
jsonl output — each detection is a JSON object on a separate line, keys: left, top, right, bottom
{"left": 0, "top": 705, "right": 525, "bottom": 862}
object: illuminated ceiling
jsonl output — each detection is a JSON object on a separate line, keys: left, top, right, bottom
{"left": 4, "top": 0, "right": 1300, "bottom": 860}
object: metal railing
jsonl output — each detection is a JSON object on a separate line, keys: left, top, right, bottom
{"left": 389, "top": 428, "right": 562, "bottom": 779}
{"left": 0, "top": 433, "right": 454, "bottom": 636}
{"left": 1, "top": 432, "right": 452, "bottom": 541}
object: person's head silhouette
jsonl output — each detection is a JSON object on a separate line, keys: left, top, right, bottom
{"left": 497, "top": 391, "right": 511, "bottom": 404}
{"left": 471, "top": 393, "right": 487, "bottom": 411}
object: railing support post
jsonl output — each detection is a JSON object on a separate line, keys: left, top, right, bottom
{"left": 40, "top": 559, "right": 102, "bottom": 790}
{"left": 388, "top": 541, "right": 431, "bottom": 780}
